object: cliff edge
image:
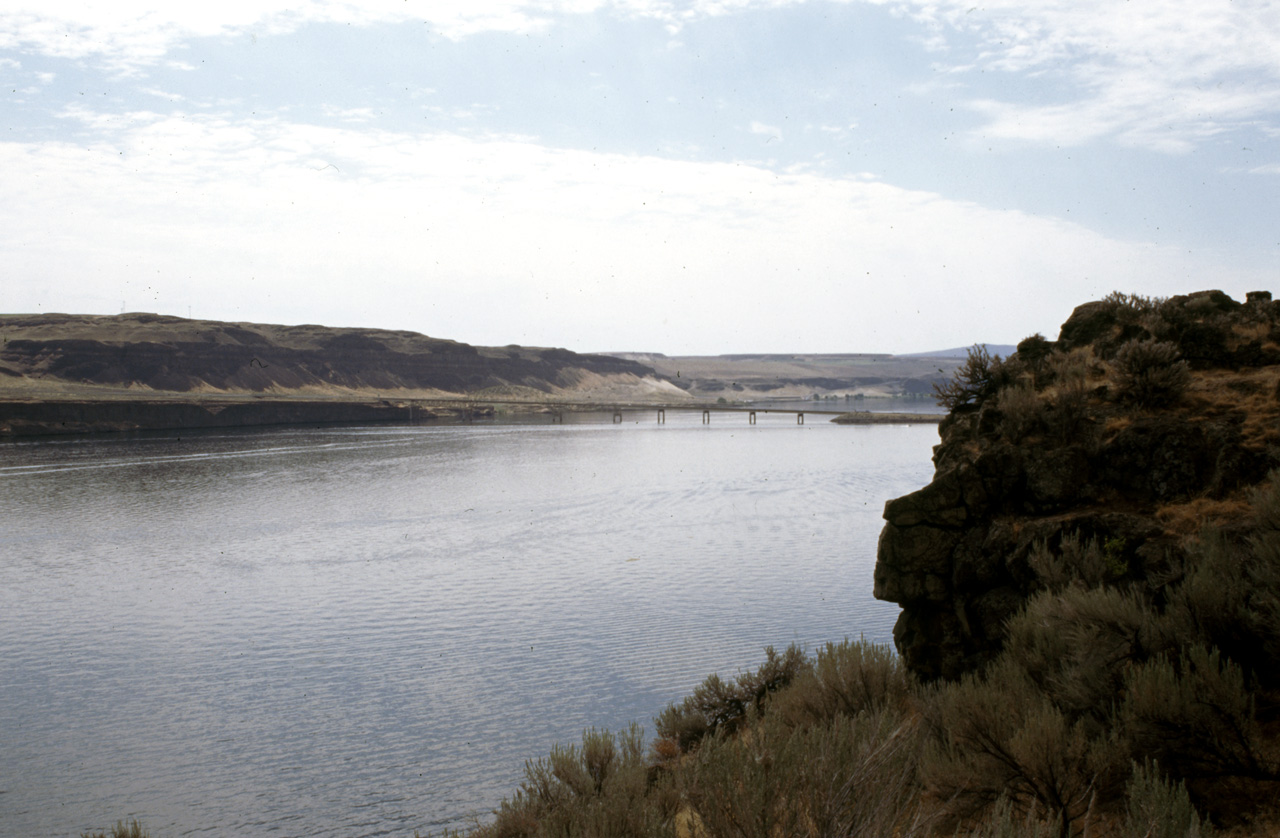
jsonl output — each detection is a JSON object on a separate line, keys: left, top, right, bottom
{"left": 875, "top": 289, "right": 1280, "bottom": 680}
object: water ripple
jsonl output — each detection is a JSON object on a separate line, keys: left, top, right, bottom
{"left": 0, "top": 421, "right": 937, "bottom": 837}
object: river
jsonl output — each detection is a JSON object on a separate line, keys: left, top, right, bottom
{"left": 0, "top": 409, "right": 938, "bottom": 837}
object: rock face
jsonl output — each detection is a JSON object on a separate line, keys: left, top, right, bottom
{"left": 0, "top": 312, "right": 659, "bottom": 394}
{"left": 874, "top": 290, "right": 1280, "bottom": 680}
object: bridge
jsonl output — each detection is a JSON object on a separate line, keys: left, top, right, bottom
{"left": 397, "top": 397, "right": 942, "bottom": 426}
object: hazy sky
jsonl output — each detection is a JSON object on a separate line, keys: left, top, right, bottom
{"left": 2, "top": 1, "right": 1277, "bottom": 354}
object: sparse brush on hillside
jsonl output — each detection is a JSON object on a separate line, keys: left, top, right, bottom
{"left": 1112, "top": 339, "right": 1191, "bottom": 407}
{"left": 437, "top": 613, "right": 1270, "bottom": 837}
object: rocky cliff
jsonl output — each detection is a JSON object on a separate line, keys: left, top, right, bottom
{"left": 875, "top": 290, "right": 1280, "bottom": 680}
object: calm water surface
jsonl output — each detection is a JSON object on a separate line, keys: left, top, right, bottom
{"left": 0, "top": 411, "right": 937, "bottom": 837}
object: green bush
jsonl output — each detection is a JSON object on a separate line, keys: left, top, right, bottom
{"left": 1112, "top": 339, "right": 1190, "bottom": 407}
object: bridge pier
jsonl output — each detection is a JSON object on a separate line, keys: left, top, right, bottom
{"left": 702, "top": 410, "right": 710, "bottom": 424}
{"left": 613, "top": 409, "right": 623, "bottom": 424}
{"left": 657, "top": 408, "right": 665, "bottom": 424}
{"left": 551, "top": 410, "right": 563, "bottom": 424}
{"left": 749, "top": 410, "right": 756, "bottom": 425}
{"left": 797, "top": 412, "right": 804, "bottom": 425}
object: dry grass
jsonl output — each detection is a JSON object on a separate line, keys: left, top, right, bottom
{"left": 1185, "top": 366, "right": 1280, "bottom": 448}
{"left": 1223, "top": 320, "right": 1271, "bottom": 349}
{"left": 1155, "top": 495, "right": 1254, "bottom": 536}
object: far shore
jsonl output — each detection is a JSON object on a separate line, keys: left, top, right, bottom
{"left": 0, "top": 393, "right": 943, "bottom": 437}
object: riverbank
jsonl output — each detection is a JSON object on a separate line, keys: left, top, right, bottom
{"left": 0, "top": 397, "right": 486, "bottom": 436}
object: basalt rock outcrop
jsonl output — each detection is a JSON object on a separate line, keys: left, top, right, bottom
{"left": 875, "top": 290, "right": 1280, "bottom": 680}
{"left": 0, "top": 312, "right": 658, "bottom": 394}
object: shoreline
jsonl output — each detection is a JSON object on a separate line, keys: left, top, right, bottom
{"left": 0, "top": 396, "right": 944, "bottom": 437}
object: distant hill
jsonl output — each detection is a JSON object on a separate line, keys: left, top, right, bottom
{"left": 604, "top": 351, "right": 963, "bottom": 399}
{"left": 0, "top": 313, "right": 682, "bottom": 402}
{"left": 894, "top": 343, "right": 1018, "bottom": 359}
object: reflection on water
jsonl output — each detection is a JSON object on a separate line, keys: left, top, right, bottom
{"left": 0, "top": 413, "right": 937, "bottom": 837}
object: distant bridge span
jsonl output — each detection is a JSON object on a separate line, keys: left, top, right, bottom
{"left": 398, "top": 397, "right": 941, "bottom": 426}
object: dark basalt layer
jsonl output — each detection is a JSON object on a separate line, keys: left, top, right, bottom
{"left": 0, "top": 312, "right": 653, "bottom": 394}
{"left": 874, "top": 290, "right": 1280, "bottom": 680}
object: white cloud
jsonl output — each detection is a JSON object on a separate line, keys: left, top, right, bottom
{"left": 6, "top": 1, "right": 1278, "bottom": 155}
{"left": 0, "top": 2, "right": 574, "bottom": 71}
{"left": 890, "top": 0, "right": 1280, "bottom": 153}
{"left": 0, "top": 110, "right": 1258, "bottom": 352}
{"left": 749, "top": 120, "right": 782, "bottom": 141}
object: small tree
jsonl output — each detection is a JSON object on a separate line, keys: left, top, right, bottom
{"left": 934, "top": 344, "right": 1008, "bottom": 411}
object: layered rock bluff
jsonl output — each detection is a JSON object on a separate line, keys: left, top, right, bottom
{"left": 875, "top": 290, "right": 1280, "bottom": 680}
{"left": 0, "top": 312, "right": 665, "bottom": 396}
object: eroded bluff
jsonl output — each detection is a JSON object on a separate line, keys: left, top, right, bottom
{"left": 874, "top": 289, "right": 1280, "bottom": 680}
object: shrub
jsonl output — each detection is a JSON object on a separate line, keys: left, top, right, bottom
{"left": 1102, "top": 291, "right": 1167, "bottom": 325}
{"left": 682, "top": 709, "right": 932, "bottom": 838}
{"left": 771, "top": 639, "right": 911, "bottom": 728}
{"left": 1119, "top": 645, "right": 1274, "bottom": 784}
{"left": 934, "top": 345, "right": 1011, "bottom": 411}
{"left": 1027, "top": 533, "right": 1127, "bottom": 591}
{"left": 1112, "top": 339, "right": 1191, "bottom": 407}
{"left": 921, "top": 658, "right": 1121, "bottom": 838}
{"left": 1015, "top": 334, "right": 1054, "bottom": 387}
{"left": 996, "top": 384, "right": 1042, "bottom": 441}
{"left": 1039, "top": 349, "right": 1097, "bottom": 444}
{"left": 1120, "top": 760, "right": 1214, "bottom": 838}
{"left": 653, "top": 645, "right": 808, "bottom": 756}
{"left": 1002, "top": 584, "right": 1153, "bottom": 722}
{"left": 959, "top": 796, "right": 1059, "bottom": 838}
{"left": 477, "top": 724, "right": 672, "bottom": 838}
{"left": 1162, "top": 522, "right": 1280, "bottom": 689}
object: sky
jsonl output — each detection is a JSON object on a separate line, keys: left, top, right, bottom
{"left": 2, "top": 1, "right": 1278, "bottom": 354}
